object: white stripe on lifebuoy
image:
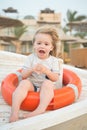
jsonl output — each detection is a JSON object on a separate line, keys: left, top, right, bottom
{"left": 1, "top": 68, "right": 82, "bottom": 111}
{"left": 67, "top": 84, "right": 79, "bottom": 100}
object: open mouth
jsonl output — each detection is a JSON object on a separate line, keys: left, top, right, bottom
{"left": 39, "top": 50, "right": 45, "bottom": 54}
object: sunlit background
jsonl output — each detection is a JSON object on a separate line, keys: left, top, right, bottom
{"left": 0, "top": 0, "right": 87, "bottom": 67}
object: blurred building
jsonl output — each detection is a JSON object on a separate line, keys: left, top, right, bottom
{"left": 0, "top": 16, "right": 23, "bottom": 53}
{"left": 0, "top": 8, "right": 62, "bottom": 55}
{"left": 37, "top": 8, "right": 61, "bottom": 27}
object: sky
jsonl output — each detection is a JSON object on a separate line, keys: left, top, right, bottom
{"left": 0, "top": 0, "right": 87, "bottom": 26}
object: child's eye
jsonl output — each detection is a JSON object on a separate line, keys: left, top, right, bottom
{"left": 45, "top": 43, "right": 48, "bottom": 46}
{"left": 37, "top": 42, "right": 41, "bottom": 45}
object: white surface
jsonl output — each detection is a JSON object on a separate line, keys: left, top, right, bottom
{"left": 0, "top": 51, "right": 87, "bottom": 130}
{"left": 0, "top": 100, "right": 87, "bottom": 130}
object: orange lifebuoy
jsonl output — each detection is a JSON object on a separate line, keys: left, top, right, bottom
{"left": 1, "top": 68, "right": 82, "bottom": 111}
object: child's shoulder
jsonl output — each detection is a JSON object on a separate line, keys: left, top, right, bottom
{"left": 27, "top": 53, "right": 35, "bottom": 58}
{"left": 58, "top": 58, "right": 63, "bottom": 63}
{"left": 50, "top": 56, "right": 63, "bottom": 63}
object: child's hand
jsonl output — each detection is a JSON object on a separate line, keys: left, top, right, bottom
{"left": 33, "top": 64, "right": 47, "bottom": 74}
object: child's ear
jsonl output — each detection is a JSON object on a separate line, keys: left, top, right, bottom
{"left": 51, "top": 46, "right": 54, "bottom": 51}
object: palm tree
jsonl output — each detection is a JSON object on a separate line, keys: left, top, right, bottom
{"left": 12, "top": 25, "right": 28, "bottom": 53}
{"left": 63, "top": 9, "right": 87, "bottom": 54}
{"left": 14, "top": 25, "right": 28, "bottom": 39}
{"left": 63, "top": 9, "right": 87, "bottom": 34}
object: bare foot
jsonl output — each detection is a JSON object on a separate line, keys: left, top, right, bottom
{"left": 9, "top": 114, "right": 18, "bottom": 123}
{"left": 23, "top": 110, "right": 44, "bottom": 119}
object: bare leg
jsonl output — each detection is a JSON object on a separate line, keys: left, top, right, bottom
{"left": 24, "top": 80, "right": 54, "bottom": 118}
{"left": 9, "top": 79, "right": 34, "bottom": 122}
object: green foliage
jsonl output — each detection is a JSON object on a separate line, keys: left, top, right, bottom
{"left": 64, "top": 9, "right": 87, "bottom": 34}
{"left": 63, "top": 9, "right": 87, "bottom": 52}
{"left": 24, "top": 15, "right": 35, "bottom": 19}
{"left": 64, "top": 43, "right": 69, "bottom": 52}
{"left": 14, "top": 25, "right": 28, "bottom": 38}
{"left": 74, "top": 32, "right": 87, "bottom": 39}
{"left": 64, "top": 9, "right": 86, "bottom": 23}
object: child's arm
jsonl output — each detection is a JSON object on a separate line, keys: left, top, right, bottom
{"left": 34, "top": 64, "right": 59, "bottom": 82}
{"left": 21, "top": 68, "right": 33, "bottom": 79}
{"left": 45, "top": 69, "right": 59, "bottom": 82}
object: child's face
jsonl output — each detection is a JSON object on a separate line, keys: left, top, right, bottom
{"left": 33, "top": 33, "right": 53, "bottom": 59}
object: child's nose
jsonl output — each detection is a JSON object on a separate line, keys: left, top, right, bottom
{"left": 40, "top": 44, "right": 45, "bottom": 48}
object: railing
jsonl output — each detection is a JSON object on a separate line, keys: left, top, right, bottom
{"left": 70, "top": 48, "right": 87, "bottom": 68}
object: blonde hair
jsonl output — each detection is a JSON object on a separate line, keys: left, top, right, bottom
{"left": 32, "top": 25, "right": 60, "bottom": 57}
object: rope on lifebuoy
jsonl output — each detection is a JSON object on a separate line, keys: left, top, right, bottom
{"left": 67, "top": 84, "right": 79, "bottom": 100}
